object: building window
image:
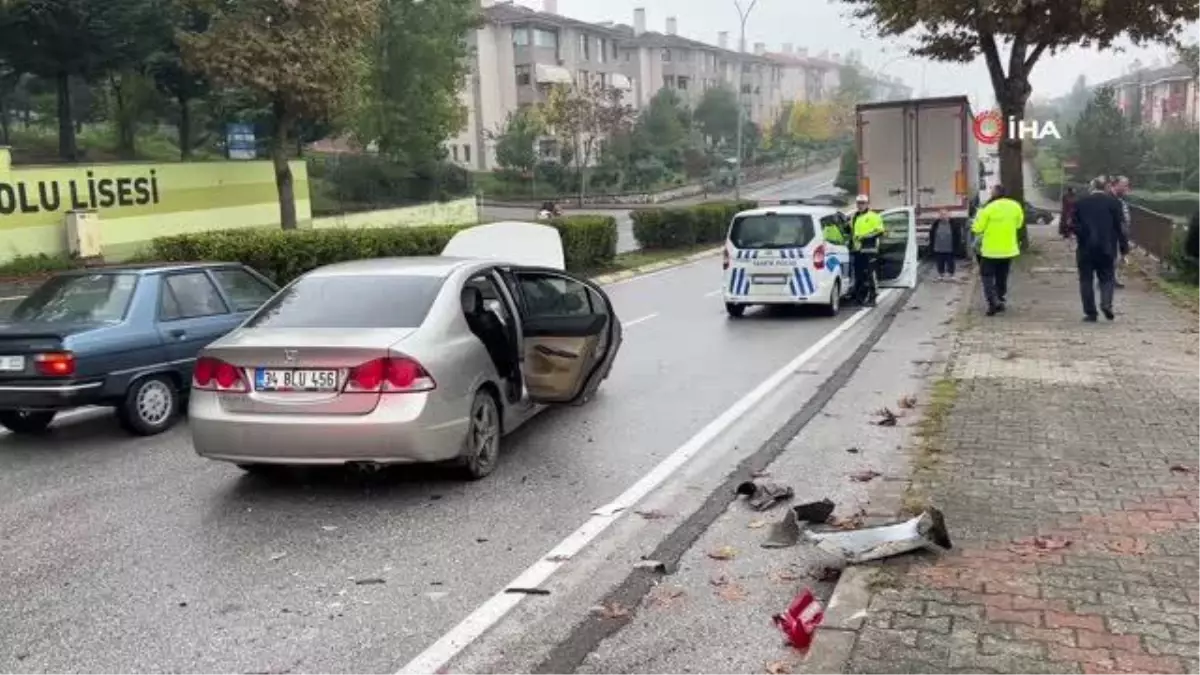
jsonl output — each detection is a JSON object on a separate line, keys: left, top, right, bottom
{"left": 624, "top": 50, "right": 632, "bottom": 62}
{"left": 513, "top": 27, "right": 530, "bottom": 46}
{"left": 741, "top": 83, "right": 752, "bottom": 94}
{"left": 598, "top": 72, "right": 607, "bottom": 88}
{"left": 534, "top": 29, "right": 557, "bottom": 48}
{"left": 612, "top": 41, "right": 619, "bottom": 60}
{"left": 577, "top": 70, "right": 589, "bottom": 87}
{"left": 515, "top": 65, "right": 531, "bottom": 86}
{"left": 662, "top": 49, "right": 672, "bottom": 62}
{"left": 599, "top": 38, "right": 608, "bottom": 63}
{"left": 663, "top": 75, "right": 676, "bottom": 89}
{"left": 677, "top": 76, "right": 689, "bottom": 91}
{"left": 452, "top": 145, "right": 459, "bottom": 161}
{"left": 579, "top": 33, "right": 590, "bottom": 60}
{"left": 463, "top": 145, "right": 471, "bottom": 163}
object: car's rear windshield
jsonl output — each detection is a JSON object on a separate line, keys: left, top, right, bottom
{"left": 729, "top": 214, "right": 816, "bottom": 250}
{"left": 12, "top": 273, "right": 138, "bottom": 323}
{"left": 245, "top": 274, "right": 445, "bottom": 329}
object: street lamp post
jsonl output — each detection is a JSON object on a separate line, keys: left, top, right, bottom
{"left": 733, "top": 0, "right": 758, "bottom": 200}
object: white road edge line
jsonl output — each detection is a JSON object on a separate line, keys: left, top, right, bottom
{"left": 621, "top": 313, "right": 658, "bottom": 328}
{"left": 397, "top": 288, "right": 897, "bottom": 675}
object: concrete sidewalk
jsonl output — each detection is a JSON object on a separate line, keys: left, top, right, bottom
{"left": 811, "top": 232, "right": 1199, "bottom": 673}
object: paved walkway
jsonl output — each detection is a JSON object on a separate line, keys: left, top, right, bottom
{"left": 838, "top": 232, "right": 1200, "bottom": 673}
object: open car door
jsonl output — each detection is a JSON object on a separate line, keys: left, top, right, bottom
{"left": 442, "top": 221, "right": 566, "bottom": 270}
{"left": 506, "top": 268, "right": 622, "bottom": 406}
{"left": 877, "top": 206, "right": 918, "bottom": 288}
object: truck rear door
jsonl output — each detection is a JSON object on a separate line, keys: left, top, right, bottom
{"left": 914, "top": 101, "right": 968, "bottom": 213}
{"left": 858, "top": 105, "right": 909, "bottom": 211}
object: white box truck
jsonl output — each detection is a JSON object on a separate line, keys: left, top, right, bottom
{"left": 855, "top": 96, "right": 980, "bottom": 251}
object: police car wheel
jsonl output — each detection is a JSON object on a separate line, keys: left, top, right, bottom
{"left": 725, "top": 302, "right": 746, "bottom": 318}
{"left": 822, "top": 281, "right": 841, "bottom": 317}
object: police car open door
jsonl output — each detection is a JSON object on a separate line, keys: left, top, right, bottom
{"left": 876, "top": 206, "right": 919, "bottom": 288}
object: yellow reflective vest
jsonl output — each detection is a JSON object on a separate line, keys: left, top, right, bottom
{"left": 822, "top": 223, "right": 845, "bottom": 245}
{"left": 850, "top": 209, "right": 885, "bottom": 252}
{"left": 971, "top": 197, "right": 1025, "bottom": 259}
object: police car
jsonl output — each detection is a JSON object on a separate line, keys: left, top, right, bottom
{"left": 722, "top": 199, "right": 920, "bottom": 318}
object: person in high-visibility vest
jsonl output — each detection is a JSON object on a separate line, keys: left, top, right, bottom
{"left": 849, "top": 194, "right": 886, "bottom": 306}
{"left": 971, "top": 184, "right": 1025, "bottom": 315}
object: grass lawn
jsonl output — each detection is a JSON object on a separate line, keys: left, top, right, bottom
{"left": 9, "top": 125, "right": 217, "bottom": 165}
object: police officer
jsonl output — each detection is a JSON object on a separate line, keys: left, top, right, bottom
{"left": 970, "top": 184, "right": 1025, "bottom": 316}
{"left": 849, "top": 194, "right": 886, "bottom": 306}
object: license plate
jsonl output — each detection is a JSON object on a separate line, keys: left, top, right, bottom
{"left": 254, "top": 368, "right": 339, "bottom": 392}
{"left": 0, "top": 355, "right": 25, "bottom": 372}
{"left": 753, "top": 274, "right": 787, "bottom": 285}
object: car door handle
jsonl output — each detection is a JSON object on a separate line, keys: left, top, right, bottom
{"left": 169, "top": 329, "right": 187, "bottom": 339}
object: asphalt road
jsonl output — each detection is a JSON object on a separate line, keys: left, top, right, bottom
{"left": 1, "top": 253, "right": 862, "bottom": 673}
{"left": 482, "top": 168, "right": 839, "bottom": 254}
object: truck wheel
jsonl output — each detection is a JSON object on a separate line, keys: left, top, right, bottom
{"left": 117, "top": 374, "right": 181, "bottom": 436}
{"left": 0, "top": 410, "right": 56, "bottom": 435}
{"left": 725, "top": 302, "right": 746, "bottom": 318}
{"left": 821, "top": 281, "right": 842, "bottom": 317}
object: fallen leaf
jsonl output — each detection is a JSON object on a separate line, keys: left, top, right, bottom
{"left": 709, "top": 575, "right": 729, "bottom": 587}
{"left": 591, "top": 601, "right": 630, "bottom": 619}
{"left": 716, "top": 583, "right": 748, "bottom": 601}
{"left": 1009, "top": 535, "right": 1072, "bottom": 556}
{"left": 1000, "top": 350, "right": 1020, "bottom": 361}
{"left": 647, "top": 586, "right": 686, "bottom": 607}
{"left": 747, "top": 519, "right": 770, "bottom": 529}
{"left": 845, "top": 446, "right": 861, "bottom": 454}
{"left": 908, "top": 305, "right": 921, "bottom": 310}
{"left": 708, "top": 546, "right": 738, "bottom": 561}
{"left": 1169, "top": 464, "right": 1196, "bottom": 474}
{"left": 634, "top": 509, "right": 670, "bottom": 520}
{"left": 1107, "top": 538, "right": 1150, "bottom": 555}
{"left": 898, "top": 394, "right": 918, "bottom": 409}
{"left": 269, "top": 552, "right": 288, "bottom": 562}
{"left": 849, "top": 469, "right": 882, "bottom": 483}
{"left": 354, "top": 577, "right": 386, "bottom": 586}
{"left": 768, "top": 569, "right": 803, "bottom": 583}
{"left": 752, "top": 469, "right": 771, "bottom": 478}
{"left": 830, "top": 509, "right": 867, "bottom": 529}
{"left": 1098, "top": 461, "right": 1111, "bottom": 468}
{"left": 765, "top": 659, "right": 792, "bottom": 674}
{"left": 320, "top": 525, "right": 338, "bottom": 532}
{"left": 874, "top": 408, "right": 898, "bottom": 426}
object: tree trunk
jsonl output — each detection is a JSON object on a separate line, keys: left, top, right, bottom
{"left": 0, "top": 97, "right": 10, "bottom": 145}
{"left": 271, "top": 101, "right": 298, "bottom": 230}
{"left": 996, "top": 86, "right": 1030, "bottom": 205}
{"left": 55, "top": 72, "right": 77, "bottom": 161}
{"left": 178, "top": 95, "right": 192, "bottom": 160}
{"left": 112, "top": 75, "right": 137, "bottom": 160}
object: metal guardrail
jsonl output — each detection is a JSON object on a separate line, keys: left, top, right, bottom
{"left": 1128, "top": 203, "right": 1182, "bottom": 262}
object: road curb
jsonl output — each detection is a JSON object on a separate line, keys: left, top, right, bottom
{"left": 590, "top": 248, "right": 721, "bottom": 286}
{"left": 799, "top": 566, "right": 879, "bottom": 674}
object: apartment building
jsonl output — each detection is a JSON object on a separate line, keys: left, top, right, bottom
{"left": 1104, "top": 63, "right": 1198, "bottom": 129}
{"left": 450, "top": 0, "right": 906, "bottom": 171}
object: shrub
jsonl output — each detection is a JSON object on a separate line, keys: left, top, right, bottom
{"left": 149, "top": 215, "right": 618, "bottom": 285}
{"left": 631, "top": 200, "right": 758, "bottom": 250}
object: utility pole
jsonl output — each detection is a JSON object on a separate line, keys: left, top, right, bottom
{"left": 733, "top": 0, "right": 758, "bottom": 200}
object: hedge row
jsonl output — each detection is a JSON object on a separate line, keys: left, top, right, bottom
{"left": 148, "top": 215, "right": 618, "bottom": 285}
{"left": 1128, "top": 191, "right": 1199, "bottom": 219}
{"left": 630, "top": 200, "right": 758, "bottom": 250}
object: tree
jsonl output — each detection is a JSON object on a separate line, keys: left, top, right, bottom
{"left": 836, "top": 145, "right": 858, "bottom": 194}
{"left": 789, "top": 101, "right": 832, "bottom": 144}
{"left": 542, "top": 80, "right": 636, "bottom": 203}
{"left": 490, "top": 106, "right": 544, "bottom": 175}
{"left": 357, "top": 0, "right": 477, "bottom": 171}
{"left": 147, "top": 0, "right": 211, "bottom": 159}
{"left": 0, "top": 0, "right": 140, "bottom": 160}
{"left": 1177, "top": 42, "right": 1199, "bottom": 77}
{"left": 840, "top": 0, "right": 1195, "bottom": 204}
{"left": 634, "top": 88, "right": 690, "bottom": 165}
{"left": 693, "top": 84, "right": 740, "bottom": 147}
{"left": 180, "top": 0, "right": 379, "bottom": 229}
{"left": 0, "top": 56, "right": 18, "bottom": 145}
{"left": 1072, "top": 86, "right": 1149, "bottom": 182}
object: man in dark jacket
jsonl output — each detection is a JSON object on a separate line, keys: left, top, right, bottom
{"left": 1072, "top": 177, "right": 1129, "bottom": 322}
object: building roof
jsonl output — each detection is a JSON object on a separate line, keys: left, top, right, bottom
{"left": 1097, "top": 62, "right": 1194, "bottom": 89}
{"left": 483, "top": 2, "right": 626, "bottom": 37}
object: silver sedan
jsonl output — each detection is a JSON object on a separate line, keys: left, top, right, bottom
{"left": 188, "top": 222, "right": 623, "bottom": 479}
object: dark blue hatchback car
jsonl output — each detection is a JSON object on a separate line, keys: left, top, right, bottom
{"left": 0, "top": 262, "right": 277, "bottom": 436}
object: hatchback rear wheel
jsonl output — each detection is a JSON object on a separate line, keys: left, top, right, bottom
{"left": 456, "top": 390, "right": 501, "bottom": 480}
{"left": 0, "top": 410, "right": 56, "bottom": 435}
{"left": 117, "top": 374, "right": 180, "bottom": 436}
{"left": 725, "top": 302, "right": 746, "bottom": 318}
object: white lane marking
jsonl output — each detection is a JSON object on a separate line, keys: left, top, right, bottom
{"left": 621, "top": 313, "right": 659, "bottom": 328}
{"left": 397, "top": 289, "right": 896, "bottom": 675}
{"left": 704, "top": 289, "right": 723, "bottom": 297}
{"left": 0, "top": 295, "right": 25, "bottom": 302}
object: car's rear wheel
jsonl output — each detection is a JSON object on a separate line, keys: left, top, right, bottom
{"left": 456, "top": 390, "right": 501, "bottom": 480}
{"left": 725, "top": 302, "right": 746, "bottom": 318}
{"left": 117, "top": 374, "right": 180, "bottom": 436}
{"left": 0, "top": 410, "right": 56, "bottom": 435}
{"left": 822, "top": 280, "right": 842, "bottom": 317}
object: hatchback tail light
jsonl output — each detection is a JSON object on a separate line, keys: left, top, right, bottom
{"left": 193, "top": 356, "right": 248, "bottom": 392}
{"left": 812, "top": 244, "right": 827, "bottom": 270}
{"left": 723, "top": 248, "right": 731, "bottom": 270}
{"left": 35, "top": 352, "right": 76, "bottom": 377}
{"left": 344, "top": 357, "right": 435, "bottom": 393}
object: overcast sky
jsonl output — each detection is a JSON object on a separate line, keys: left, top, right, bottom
{"left": 522, "top": 0, "right": 1196, "bottom": 108}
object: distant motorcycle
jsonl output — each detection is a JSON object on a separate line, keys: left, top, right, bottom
{"left": 536, "top": 202, "right": 561, "bottom": 221}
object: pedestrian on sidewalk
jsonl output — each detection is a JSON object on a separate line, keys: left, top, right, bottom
{"left": 1059, "top": 186, "right": 1077, "bottom": 239}
{"left": 1108, "top": 176, "right": 1132, "bottom": 288}
{"left": 1072, "top": 176, "right": 1128, "bottom": 322}
{"left": 928, "top": 209, "right": 956, "bottom": 280}
{"left": 970, "top": 184, "right": 1025, "bottom": 315}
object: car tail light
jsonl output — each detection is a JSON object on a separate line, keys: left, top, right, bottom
{"left": 812, "top": 244, "right": 827, "bottom": 270}
{"left": 193, "top": 356, "right": 248, "bottom": 392}
{"left": 723, "top": 248, "right": 730, "bottom": 270}
{"left": 34, "top": 352, "right": 75, "bottom": 377}
{"left": 344, "top": 357, "right": 435, "bottom": 393}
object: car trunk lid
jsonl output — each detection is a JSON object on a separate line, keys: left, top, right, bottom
{"left": 202, "top": 328, "right": 416, "bottom": 415}
{"left": 0, "top": 322, "right": 104, "bottom": 380}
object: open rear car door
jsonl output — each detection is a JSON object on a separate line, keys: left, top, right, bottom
{"left": 877, "top": 206, "right": 919, "bottom": 288}
{"left": 506, "top": 269, "right": 622, "bottom": 406}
